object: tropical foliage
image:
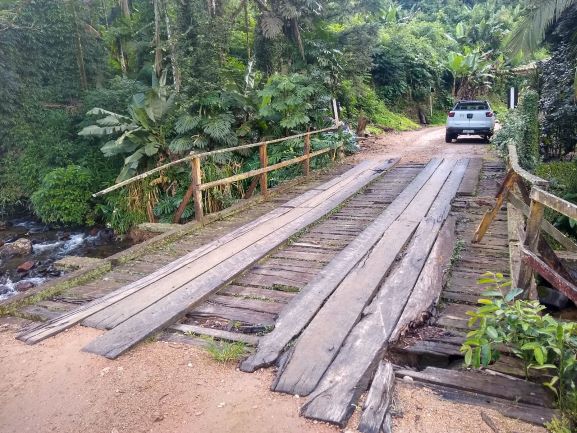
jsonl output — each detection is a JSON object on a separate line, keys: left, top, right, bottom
{"left": 0, "top": 0, "right": 523, "bottom": 230}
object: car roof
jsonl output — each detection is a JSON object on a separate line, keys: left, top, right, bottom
{"left": 457, "top": 100, "right": 488, "bottom": 103}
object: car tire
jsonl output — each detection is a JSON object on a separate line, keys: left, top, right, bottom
{"left": 445, "top": 132, "right": 454, "bottom": 143}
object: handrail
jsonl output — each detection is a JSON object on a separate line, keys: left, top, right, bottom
{"left": 517, "top": 185, "right": 577, "bottom": 303}
{"left": 507, "top": 144, "right": 549, "bottom": 188}
{"left": 93, "top": 125, "right": 339, "bottom": 198}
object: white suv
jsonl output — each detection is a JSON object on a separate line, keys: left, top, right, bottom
{"left": 446, "top": 100, "right": 496, "bottom": 143}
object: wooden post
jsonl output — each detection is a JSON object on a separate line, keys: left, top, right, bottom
{"left": 173, "top": 159, "right": 197, "bottom": 223}
{"left": 191, "top": 156, "right": 204, "bottom": 222}
{"left": 518, "top": 196, "right": 544, "bottom": 296}
{"left": 303, "top": 131, "right": 311, "bottom": 176}
{"left": 259, "top": 143, "right": 268, "bottom": 196}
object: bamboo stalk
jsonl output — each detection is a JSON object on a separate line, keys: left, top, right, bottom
{"left": 92, "top": 126, "right": 338, "bottom": 197}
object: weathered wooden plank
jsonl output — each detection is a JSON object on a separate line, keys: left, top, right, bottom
{"left": 531, "top": 187, "right": 577, "bottom": 220}
{"left": 390, "top": 216, "right": 456, "bottom": 342}
{"left": 239, "top": 159, "right": 445, "bottom": 373}
{"left": 518, "top": 199, "right": 544, "bottom": 296}
{"left": 457, "top": 157, "right": 482, "bottom": 196}
{"left": 19, "top": 160, "right": 390, "bottom": 344}
{"left": 274, "top": 159, "right": 459, "bottom": 396}
{"left": 358, "top": 362, "right": 395, "bottom": 433}
{"left": 520, "top": 246, "right": 577, "bottom": 304}
{"left": 408, "top": 381, "right": 556, "bottom": 426}
{"left": 219, "top": 285, "right": 295, "bottom": 303}
{"left": 169, "top": 323, "right": 260, "bottom": 346}
{"left": 235, "top": 274, "right": 308, "bottom": 290}
{"left": 187, "top": 303, "right": 277, "bottom": 326}
{"left": 395, "top": 367, "right": 553, "bottom": 407}
{"left": 300, "top": 160, "right": 468, "bottom": 426}
{"left": 83, "top": 160, "right": 388, "bottom": 330}
{"left": 81, "top": 160, "right": 397, "bottom": 359}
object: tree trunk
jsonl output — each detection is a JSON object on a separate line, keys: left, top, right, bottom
{"left": 154, "top": 0, "right": 163, "bottom": 79}
{"left": 71, "top": 1, "right": 88, "bottom": 90}
{"left": 162, "top": 0, "right": 180, "bottom": 91}
{"left": 118, "top": 0, "right": 130, "bottom": 78}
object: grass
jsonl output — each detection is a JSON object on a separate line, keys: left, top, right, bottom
{"left": 373, "top": 108, "right": 419, "bottom": 132}
{"left": 449, "top": 238, "right": 466, "bottom": 271}
{"left": 201, "top": 336, "right": 248, "bottom": 363}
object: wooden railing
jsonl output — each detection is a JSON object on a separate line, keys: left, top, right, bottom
{"left": 93, "top": 125, "right": 342, "bottom": 223}
{"left": 518, "top": 188, "right": 577, "bottom": 302}
{"left": 474, "top": 143, "right": 577, "bottom": 303}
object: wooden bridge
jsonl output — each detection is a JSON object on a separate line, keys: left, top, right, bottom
{"left": 9, "top": 142, "right": 573, "bottom": 430}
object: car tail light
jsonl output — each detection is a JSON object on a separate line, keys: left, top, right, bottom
{"left": 486, "top": 111, "right": 494, "bottom": 117}
{"left": 448, "top": 111, "right": 455, "bottom": 117}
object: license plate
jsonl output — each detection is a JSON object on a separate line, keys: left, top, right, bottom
{"left": 463, "top": 130, "right": 474, "bottom": 134}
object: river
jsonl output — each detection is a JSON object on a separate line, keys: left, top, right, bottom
{"left": 0, "top": 217, "right": 131, "bottom": 300}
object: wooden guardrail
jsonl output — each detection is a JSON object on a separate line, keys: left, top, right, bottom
{"left": 93, "top": 125, "right": 342, "bottom": 223}
{"left": 473, "top": 143, "right": 577, "bottom": 303}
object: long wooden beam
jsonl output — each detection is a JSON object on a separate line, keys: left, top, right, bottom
{"left": 507, "top": 144, "right": 549, "bottom": 188}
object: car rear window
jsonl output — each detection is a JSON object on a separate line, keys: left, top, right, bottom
{"left": 454, "top": 102, "right": 489, "bottom": 111}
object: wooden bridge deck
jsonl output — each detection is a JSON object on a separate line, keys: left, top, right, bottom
{"left": 12, "top": 155, "right": 557, "bottom": 429}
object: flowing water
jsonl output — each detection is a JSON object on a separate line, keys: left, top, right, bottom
{"left": 0, "top": 217, "right": 131, "bottom": 300}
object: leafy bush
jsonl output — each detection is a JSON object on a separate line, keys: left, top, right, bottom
{"left": 31, "top": 166, "right": 95, "bottom": 226}
{"left": 462, "top": 272, "right": 577, "bottom": 422}
{"left": 492, "top": 89, "right": 540, "bottom": 170}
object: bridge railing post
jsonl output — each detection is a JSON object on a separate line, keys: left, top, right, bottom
{"left": 259, "top": 143, "right": 268, "bottom": 197}
{"left": 303, "top": 130, "right": 311, "bottom": 176}
{"left": 191, "top": 156, "right": 204, "bottom": 222}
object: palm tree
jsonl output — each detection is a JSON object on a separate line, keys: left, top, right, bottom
{"left": 507, "top": 0, "right": 577, "bottom": 54}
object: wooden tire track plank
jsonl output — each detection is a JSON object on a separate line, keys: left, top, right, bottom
{"left": 240, "top": 158, "right": 445, "bottom": 374}
{"left": 18, "top": 159, "right": 392, "bottom": 345}
{"left": 457, "top": 158, "right": 483, "bottom": 196}
{"left": 358, "top": 362, "right": 395, "bottom": 433}
{"left": 396, "top": 367, "right": 553, "bottom": 407}
{"left": 300, "top": 160, "right": 468, "bottom": 426}
{"left": 83, "top": 162, "right": 384, "bottom": 330}
{"left": 81, "top": 160, "right": 399, "bottom": 358}
{"left": 273, "top": 159, "right": 458, "bottom": 396}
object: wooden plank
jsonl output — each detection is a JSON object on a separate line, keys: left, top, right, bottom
{"left": 407, "top": 381, "right": 556, "bottom": 426}
{"left": 169, "top": 323, "right": 260, "bottom": 346}
{"left": 518, "top": 199, "right": 544, "bottom": 296}
{"left": 358, "top": 362, "right": 395, "bottom": 433}
{"left": 208, "top": 295, "right": 284, "bottom": 315}
{"left": 473, "top": 169, "right": 517, "bottom": 243}
{"left": 457, "top": 157, "right": 482, "bottom": 196}
{"left": 188, "top": 303, "right": 276, "bottom": 326}
{"left": 19, "top": 160, "right": 388, "bottom": 344}
{"left": 300, "top": 160, "right": 468, "bottom": 426}
{"left": 83, "top": 161, "right": 385, "bottom": 330}
{"left": 390, "top": 216, "right": 456, "bottom": 342}
{"left": 275, "top": 159, "right": 460, "bottom": 396}
{"left": 218, "top": 285, "right": 295, "bottom": 303}
{"left": 395, "top": 367, "right": 554, "bottom": 407}
{"left": 531, "top": 187, "right": 577, "bottom": 220}
{"left": 520, "top": 246, "right": 577, "bottom": 304}
{"left": 240, "top": 159, "right": 445, "bottom": 373}
{"left": 81, "top": 160, "right": 397, "bottom": 358}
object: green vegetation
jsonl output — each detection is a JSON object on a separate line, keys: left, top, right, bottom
{"left": 0, "top": 0, "right": 522, "bottom": 231}
{"left": 463, "top": 272, "right": 577, "bottom": 430}
{"left": 199, "top": 336, "right": 248, "bottom": 363}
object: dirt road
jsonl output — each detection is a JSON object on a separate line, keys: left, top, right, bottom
{"left": 0, "top": 127, "right": 544, "bottom": 433}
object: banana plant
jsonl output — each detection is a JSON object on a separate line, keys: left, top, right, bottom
{"left": 79, "top": 72, "right": 175, "bottom": 182}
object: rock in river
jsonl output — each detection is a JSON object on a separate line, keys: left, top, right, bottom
{"left": 17, "top": 261, "right": 36, "bottom": 273}
{"left": 15, "top": 281, "right": 34, "bottom": 292}
{"left": 0, "top": 238, "right": 33, "bottom": 258}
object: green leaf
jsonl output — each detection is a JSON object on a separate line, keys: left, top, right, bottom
{"left": 486, "top": 326, "right": 499, "bottom": 340}
{"left": 464, "top": 346, "right": 473, "bottom": 365}
{"left": 534, "top": 346, "right": 545, "bottom": 365}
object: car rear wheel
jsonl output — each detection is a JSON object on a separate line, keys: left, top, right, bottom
{"left": 445, "top": 131, "right": 455, "bottom": 143}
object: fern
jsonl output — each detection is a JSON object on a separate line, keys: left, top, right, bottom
{"left": 169, "top": 137, "right": 195, "bottom": 153}
{"left": 175, "top": 114, "right": 202, "bottom": 134}
{"left": 261, "top": 13, "right": 284, "bottom": 39}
